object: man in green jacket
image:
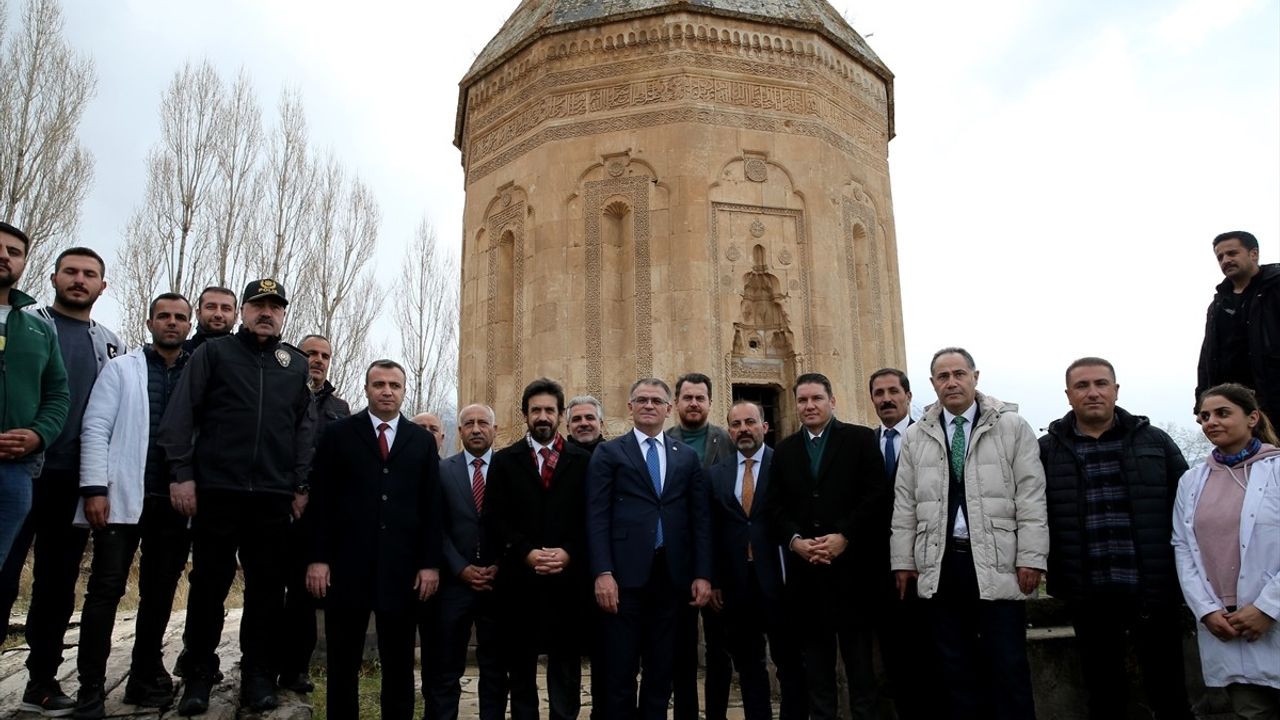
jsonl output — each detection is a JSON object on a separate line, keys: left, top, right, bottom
{"left": 0, "top": 221, "right": 69, "bottom": 570}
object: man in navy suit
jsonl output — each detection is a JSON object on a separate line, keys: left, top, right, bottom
{"left": 305, "top": 359, "right": 441, "bottom": 720}
{"left": 707, "top": 400, "right": 806, "bottom": 720}
{"left": 868, "top": 368, "right": 939, "bottom": 720}
{"left": 586, "top": 377, "right": 713, "bottom": 719}
{"left": 421, "top": 404, "right": 506, "bottom": 720}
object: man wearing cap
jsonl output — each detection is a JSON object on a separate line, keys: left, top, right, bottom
{"left": 160, "top": 279, "right": 314, "bottom": 715}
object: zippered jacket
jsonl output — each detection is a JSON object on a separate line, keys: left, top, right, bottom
{"left": 159, "top": 327, "right": 314, "bottom": 496}
{"left": 1, "top": 289, "right": 69, "bottom": 454}
{"left": 27, "top": 305, "right": 123, "bottom": 373}
{"left": 76, "top": 348, "right": 149, "bottom": 525}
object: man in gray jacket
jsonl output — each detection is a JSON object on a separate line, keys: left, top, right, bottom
{"left": 666, "top": 372, "right": 733, "bottom": 720}
{"left": 0, "top": 246, "right": 121, "bottom": 716}
{"left": 890, "top": 347, "right": 1048, "bottom": 720}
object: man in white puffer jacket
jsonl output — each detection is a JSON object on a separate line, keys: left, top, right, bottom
{"left": 71, "top": 293, "right": 193, "bottom": 719}
{"left": 890, "top": 347, "right": 1048, "bottom": 720}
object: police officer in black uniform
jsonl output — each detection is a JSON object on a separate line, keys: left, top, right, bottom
{"left": 160, "top": 279, "right": 314, "bottom": 715}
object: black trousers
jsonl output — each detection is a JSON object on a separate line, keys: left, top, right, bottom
{"left": 504, "top": 593, "right": 582, "bottom": 720}
{"left": 672, "top": 602, "right": 732, "bottom": 720}
{"left": 325, "top": 604, "right": 416, "bottom": 720}
{"left": 930, "top": 543, "right": 1035, "bottom": 720}
{"left": 279, "top": 512, "right": 320, "bottom": 677}
{"left": 721, "top": 563, "right": 808, "bottom": 720}
{"left": 601, "top": 551, "right": 681, "bottom": 720}
{"left": 1070, "top": 597, "right": 1194, "bottom": 720}
{"left": 180, "top": 491, "right": 290, "bottom": 678}
{"left": 420, "top": 580, "right": 506, "bottom": 720}
{"left": 0, "top": 468, "right": 89, "bottom": 681}
{"left": 877, "top": 575, "right": 942, "bottom": 720}
{"left": 131, "top": 496, "right": 191, "bottom": 680}
{"left": 77, "top": 523, "right": 141, "bottom": 687}
{"left": 799, "top": 593, "right": 876, "bottom": 720}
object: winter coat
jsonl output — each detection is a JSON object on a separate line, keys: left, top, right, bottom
{"left": 1038, "top": 407, "right": 1188, "bottom": 605}
{"left": 75, "top": 349, "right": 150, "bottom": 526}
{"left": 1196, "top": 263, "right": 1280, "bottom": 420}
{"left": 0, "top": 289, "right": 68, "bottom": 454}
{"left": 1172, "top": 454, "right": 1280, "bottom": 689}
{"left": 890, "top": 392, "right": 1049, "bottom": 601}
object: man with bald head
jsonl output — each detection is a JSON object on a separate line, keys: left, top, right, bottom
{"left": 420, "top": 404, "right": 506, "bottom": 719}
{"left": 412, "top": 412, "right": 446, "bottom": 453}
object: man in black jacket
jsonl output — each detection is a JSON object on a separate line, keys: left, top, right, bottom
{"left": 1039, "top": 357, "right": 1193, "bottom": 720}
{"left": 160, "top": 279, "right": 314, "bottom": 715}
{"left": 764, "top": 372, "right": 888, "bottom": 720}
{"left": 1196, "top": 230, "right": 1279, "bottom": 421}
{"left": 181, "top": 286, "right": 236, "bottom": 354}
{"left": 306, "top": 359, "right": 441, "bottom": 720}
{"left": 484, "top": 378, "right": 591, "bottom": 720}
{"left": 276, "top": 333, "right": 352, "bottom": 693}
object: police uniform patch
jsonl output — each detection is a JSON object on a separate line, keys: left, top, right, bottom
{"left": 275, "top": 348, "right": 291, "bottom": 367}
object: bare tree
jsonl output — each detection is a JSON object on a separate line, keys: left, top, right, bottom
{"left": 395, "top": 218, "right": 458, "bottom": 417}
{"left": 1161, "top": 421, "right": 1213, "bottom": 466}
{"left": 0, "top": 0, "right": 95, "bottom": 292}
{"left": 205, "top": 68, "right": 262, "bottom": 293}
{"left": 254, "top": 88, "right": 314, "bottom": 285}
{"left": 296, "top": 157, "right": 381, "bottom": 400}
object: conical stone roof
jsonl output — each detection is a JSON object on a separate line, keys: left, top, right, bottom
{"left": 461, "top": 0, "right": 892, "bottom": 87}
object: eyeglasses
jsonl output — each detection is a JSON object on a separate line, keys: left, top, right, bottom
{"left": 630, "top": 396, "right": 669, "bottom": 407}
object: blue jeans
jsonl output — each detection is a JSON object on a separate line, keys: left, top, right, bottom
{"left": 0, "top": 459, "right": 35, "bottom": 568}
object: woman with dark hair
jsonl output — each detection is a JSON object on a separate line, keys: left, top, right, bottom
{"left": 1173, "top": 383, "right": 1280, "bottom": 718}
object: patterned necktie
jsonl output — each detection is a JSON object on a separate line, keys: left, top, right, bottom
{"left": 471, "top": 457, "right": 485, "bottom": 513}
{"left": 949, "top": 417, "right": 967, "bottom": 479}
{"left": 883, "top": 427, "right": 898, "bottom": 481}
{"left": 645, "top": 438, "right": 664, "bottom": 548}
{"left": 538, "top": 447, "right": 553, "bottom": 489}
{"left": 377, "top": 422, "right": 390, "bottom": 461}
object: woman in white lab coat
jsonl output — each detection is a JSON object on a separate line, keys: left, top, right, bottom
{"left": 1173, "top": 383, "right": 1280, "bottom": 718}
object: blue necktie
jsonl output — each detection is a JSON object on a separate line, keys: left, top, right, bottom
{"left": 645, "top": 437, "right": 664, "bottom": 548}
{"left": 883, "top": 427, "right": 898, "bottom": 481}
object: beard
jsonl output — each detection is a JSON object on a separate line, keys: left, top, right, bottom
{"left": 54, "top": 288, "right": 96, "bottom": 310}
{"left": 529, "top": 422, "right": 556, "bottom": 443}
{"left": 152, "top": 336, "right": 184, "bottom": 350}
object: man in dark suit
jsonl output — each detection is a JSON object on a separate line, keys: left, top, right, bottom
{"left": 586, "top": 377, "right": 713, "bottom": 719}
{"left": 485, "top": 378, "right": 591, "bottom": 720}
{"left": 666, "top": 372, "right": 735, "bottom": 720}
{"left": 305, "top": 359, "right": 441, "bottom": 720}
{"left": 422, "top": 403, "right": 506, "bottom": 720}
{"left": 765, "top": 372, "right": 889, "bottom": 720}
{"left": 868, "top": 368, "right": 939, "bottom": 720}
{"left": 708, "top": 400, "right": 807, "bottom": 720}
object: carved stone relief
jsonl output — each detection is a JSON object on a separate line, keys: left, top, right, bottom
{"left": 484, "top": 198, "right": 526, "bottom": 408}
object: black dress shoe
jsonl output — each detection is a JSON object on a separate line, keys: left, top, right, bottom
{"left": 71, "top": 684, "right": 105, "bottom": 720}
{"left": 20, "top": 679, "right": 76, "bottom": 717}
{"left": 277, "top": 672, "right": 314, "bottom": 693}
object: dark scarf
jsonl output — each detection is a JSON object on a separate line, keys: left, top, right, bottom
{"left": 1212, "top": 436, "right": 1262, "bottom": 467}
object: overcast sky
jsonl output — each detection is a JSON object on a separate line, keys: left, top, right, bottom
{"left": 38, "top": 0, "right": 1280, "bottom": 433}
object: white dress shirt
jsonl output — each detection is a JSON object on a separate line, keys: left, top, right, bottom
{"left": 369, "top": 412, "right": 400, "bottom": 450}
{"left": 941, "top": 401, "right": 978, "bottom": 539}
{"left": 878, "top": 415, "right": 911, "bottom": 458}
{"left": 633, "top": 428, "right": 667, "bottom": 489}
{"left": 735, "top": 447, "right": 766, "bottom": 505}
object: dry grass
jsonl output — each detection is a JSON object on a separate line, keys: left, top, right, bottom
{"left": 309, "top": 662, "right": 426, "bottom": 720}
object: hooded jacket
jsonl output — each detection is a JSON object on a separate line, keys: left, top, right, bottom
{"left": 890, "top": 391, "right": 1049, "bottom": 601}
{"left": 1039, "top": 407, "right": 1188, "bottom": 605}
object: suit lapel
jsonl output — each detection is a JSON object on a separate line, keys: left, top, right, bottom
{"left": 750, "top": 448, "right": 772, "bottom": 517}
{"left": 353, "top": 409, "right": 382, "bottom": 460}
{"left": 661, "top": 436, "right": 684, "bottom": 498}
{"left": 621, "top": 432, "right": 660, "bottom": 499}
{"left": 453, "top": 454, "right": 481, "bottom": 520}
{"left": 719, "top": 461, "right": 748, "bottom": 519}
{"left": 384, "top": 415, "right": 414, "bottom": 464}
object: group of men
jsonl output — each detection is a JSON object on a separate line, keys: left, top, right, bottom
{"left": 0, "top": 213, "right": 1275, "bottom": 720}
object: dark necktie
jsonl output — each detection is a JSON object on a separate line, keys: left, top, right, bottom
{"left": 471, "top": 457, "right": 485, "bottom": 513}
{"left": 883, "top": 427, "right": 898, "bottom": 481}
{"left": 377, "top": 422, "right": 390, "bottom": 461}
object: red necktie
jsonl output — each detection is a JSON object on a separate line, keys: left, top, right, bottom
{"left": 539, "top": 447, "right": 553, "bottom": 489}
{"left": 377, "top": 422, "right": 390, "bottom": 461}
{"left": 471, "top": 457, "right": 485, "bottom": 512}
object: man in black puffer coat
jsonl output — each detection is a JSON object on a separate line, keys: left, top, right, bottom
{"left": 1039, "top": 357, "right": 1193, "bottom": 720}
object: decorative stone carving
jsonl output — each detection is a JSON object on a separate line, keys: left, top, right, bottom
{"left": 745, "top": 158, "right": 768, "bottom": 182}
{"left": 725, "top": 245, "right": 741, "bottom": 262}
{"left": 777, "top": 248, "right": 792, "bottom": 265}
{"left": 483, "top": 198, "right": 526, "bottom": 409}
{"left": 749, "top": 219, "right": 766, "bottom": 238}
